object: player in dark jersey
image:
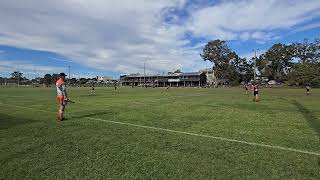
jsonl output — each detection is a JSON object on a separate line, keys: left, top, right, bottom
{"left": 306, "top": 86, "right": 310, "bottom": 95}
{"left": 114, "top": 81, "right": 117, "bottom": 91}
{"left": 244, "top": 84, "right": 248, "bottom": 95}
{"left": 91, "top": 82, "right": 95, "bottom": 92}
{"left": 253, "top": 84, "right": 259, "bottom": 102}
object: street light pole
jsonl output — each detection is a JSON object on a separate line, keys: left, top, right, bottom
{"left": 253, "top": 49, "right": 259, "bottom": 82}
{"left": 68, "top": 65, "right": 71, "bottom": 85}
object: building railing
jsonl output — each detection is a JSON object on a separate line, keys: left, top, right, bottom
{"left": 120, "top": 78, "right": 201, "bottom": 83}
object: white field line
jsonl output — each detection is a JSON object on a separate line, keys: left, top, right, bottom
{"left": 1, "top": 102, "right": 320, "bottom": 156}
{"left": 87, "top": 117, "right": 320, "bottom": 156}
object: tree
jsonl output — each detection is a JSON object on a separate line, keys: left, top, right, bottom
{"left": 51, "top": 74, "right": 59, "bottom": 84}
{"left": 31, "top": 77, "right": 41, "bottom": 84}
{"left": 174, "top": 69, "right": 182, "bottom": 73}
{"left": 287, "top": 62, "right": 320, "bottom": 86}
{"left": 11, "top": 71, "right": 23, "bottom": 79}
{"left": 226, "top": 63, "right": 239, "bottom": 85}
{"left": 11, "top": 71, "right": 23, "bottom": 85}
{"left": 200, "top": 39, "right": 238, "bottom": 84}
{"left": 293, "top": 38, "right": 319, "bottom": 63}
{"left": 314, "top": 37, "right": 320, "bottom": 62}
{"left": 79, "top": 78, "right": 88, "bottom": 84}
{"left": 256, "top": 55, "right": 272, "bottom": 80}
{"left": 43, "top": 74, "right": 52, "bottom": 86}
{"left": 70, "top": 78, "right": 77, "bottom": 85}
{"left": 232, "top": 57, "right": 253, "bottom": 83}
{"left": 262, "top": 43, "right": 294, "bottom": 81}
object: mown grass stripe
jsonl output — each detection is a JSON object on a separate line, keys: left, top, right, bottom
{"left": 2, "top": 101, "right": 319, "bottom": 157}
{"left": 87, "top": 117, "right": 320, "bottom": 157}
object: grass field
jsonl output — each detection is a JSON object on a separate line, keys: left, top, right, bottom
{"left": 0, "top": 87, "right": 319, "bottom": 179}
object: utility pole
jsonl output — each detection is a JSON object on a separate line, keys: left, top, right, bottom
{"left": 33, "top": 69, "right": 36, "bottom": 85}
{"left": 17, "top": 66, "right": 20, "bottom": 86}
{"left": 253, "top": 49, "right": 259, "bottom": 82}
{"left": 68, "top": 65, "right": 71, "bottom": 85}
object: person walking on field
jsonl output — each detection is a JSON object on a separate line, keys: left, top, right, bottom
{"left": 114, "top": 81, "right": 117, "bottom": 91}
{"left": 91, "top": 82, "right": 95, "bottom": 92}
{"left": 244, "top": 84, "right": 248, "bottom": 95}
{"left": 253, "top": 84, "right": 259, "bottom": 102}
{"left": 56, "top": 73, "right": 69, "bottom": 121}
{"left": 306, "top": 85, "right": 310, "bottom": 95}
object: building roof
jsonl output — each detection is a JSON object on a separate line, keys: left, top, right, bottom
{"left": 181, "top": 72, "right": 202, "bottom": 76}
{"left": 200, "top": 68, "right": 214, "bottom": 72}
{"left": 121, "top": 72, "right": 203, "bottom": 78}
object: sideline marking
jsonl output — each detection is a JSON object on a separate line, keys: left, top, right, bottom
{"left": 2, "top": 102, "right": 319, "bottom": 156}
{"left": 87, "top": 117, "right": 320, "bottom": 156}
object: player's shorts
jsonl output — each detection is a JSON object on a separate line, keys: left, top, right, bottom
{"left": 57, "top": 96, "right": 66, "bottom": 105}
{"left": 307, "top": 89, "right": 310, "bottom": 92}
{"left": 254, "top": 91, "right": 259, "bottom": 96}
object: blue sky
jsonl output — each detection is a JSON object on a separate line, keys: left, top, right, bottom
{"left": 0, "top": 0, "right": 320, "bottom": 79}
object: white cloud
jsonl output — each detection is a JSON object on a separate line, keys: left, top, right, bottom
{"left": 188, "top": 0, "right": 320, "bottom": 40}
{"left": 0, "top": 0, "right": 319, "bottom": 75}
{"left": 291, "top": 22, "right": 320, "bottom": 34}
{"left": 0, "top": 0, "right": 193, "bottom": 74}
{"left": 0, "top": 60, "right": 65, "bottom": 77}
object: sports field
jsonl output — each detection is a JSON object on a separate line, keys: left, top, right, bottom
{"left": 0, "top": 87, "right": 319, "bottom": 179}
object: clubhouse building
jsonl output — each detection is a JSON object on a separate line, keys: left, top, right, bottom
{"left": 120, "top": 69, "right": 216, "bottom": 87}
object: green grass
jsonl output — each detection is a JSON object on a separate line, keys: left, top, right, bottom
{"left": 0, "top": 87, "right": 319, "bottom": 179}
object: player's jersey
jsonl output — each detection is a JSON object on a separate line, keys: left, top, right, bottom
{"left": 56, "top": 78, "right": 66, "bottom": 97}
{"left": 254, "top": 86, "right": 258, "bottom": 95}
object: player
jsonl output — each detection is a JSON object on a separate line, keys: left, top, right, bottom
{"left": 244, "top": 84, "right": 248, "bottom": 95}
{"left": 56, "top": 73, "right": 69, "bottom": 121}
{"left": 91, "top": 82, "right": 95, "bottom": 92}
{"left": 306, "top": 85, "right": 310, "bottom": 95}
{"left": 114, "top": 81, "right": 117, "bottom": 91}
{"left": 253, "top": 84, "right": 259, "bottom": 102}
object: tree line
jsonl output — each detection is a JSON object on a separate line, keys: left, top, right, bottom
{"left": 42, "top": 74, "right": 98, "bottom": 86}
{"left": 1, "top": 38, "right": 319, "bottom": 87}
{"left": 0, "top": 72, "right": 97, "bottom": 86}
{"left": 201, "top": 38, "right": 320, "bottom": 86}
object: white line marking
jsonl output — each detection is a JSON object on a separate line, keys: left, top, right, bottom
{"left": 1, "top": 102, "right": 320, "bottom": 156}
{"left": 87, "top": 117, "right": 320, "bottom": 157}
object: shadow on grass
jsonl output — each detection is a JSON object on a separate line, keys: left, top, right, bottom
{"left": 0, "top": 113, "right": 34, "bottom": 129}
{"left": 292, "top": 100, "right": 320, "bottom": 138}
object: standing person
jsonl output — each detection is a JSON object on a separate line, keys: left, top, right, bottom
{"left": 306, "top": 85, "right": 310, "bottom": 95}
{"left": 56, "top": 73, "right": 69, "bottom": 121}
{"left": 114, "top": 81, "right": 117, "bottom": 91}
{"left": 244, "top": 84, "right": 248, "bottom": 95}
{"left": 253, "top": 84, "right": 259, "bottom": 102}
{"left": 91, "top": 82, "right": 95, "bottom": 92}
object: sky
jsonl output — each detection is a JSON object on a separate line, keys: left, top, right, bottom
{"left": 0, "top": 0, "right": 320, "bottom": 79}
